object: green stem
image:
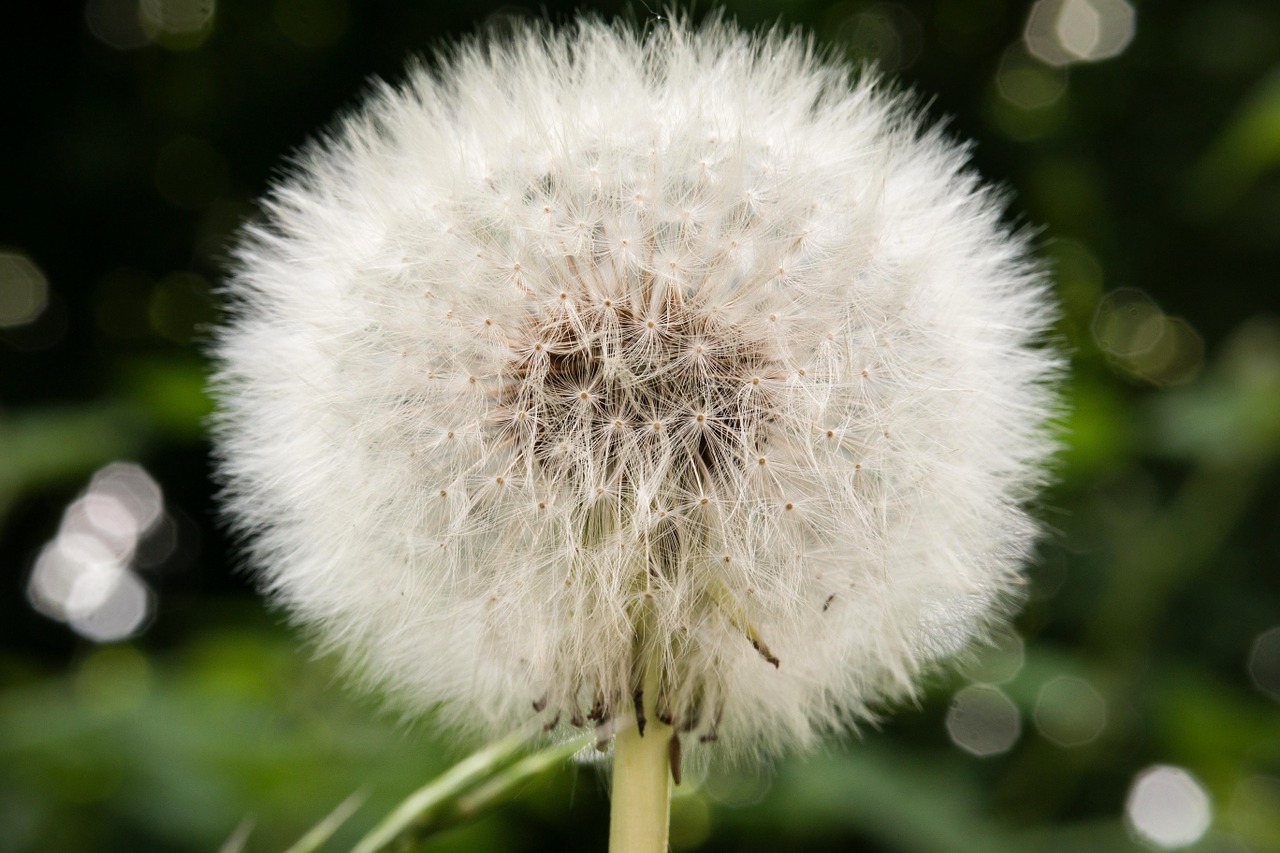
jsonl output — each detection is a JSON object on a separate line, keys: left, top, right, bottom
{"left": 452, "top": 733, "right": 593, "bottom": 820}
{"left": 284, "top": 791, "right": 366, "bottom": 853}
{"left": 608, "top": 668, "right": 672, "bottom": 853}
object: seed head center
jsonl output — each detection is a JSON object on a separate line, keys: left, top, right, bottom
{"left": 497, "top": 287, "right": 780, "bottom": 484}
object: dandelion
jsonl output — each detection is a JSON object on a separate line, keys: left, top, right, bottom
{"left": 213, "top": 16, "right": 1059, "bottom": 850}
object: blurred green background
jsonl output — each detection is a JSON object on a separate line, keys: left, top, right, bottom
{"left": 2, "top": 1, "right": 1278, "bottom": 851}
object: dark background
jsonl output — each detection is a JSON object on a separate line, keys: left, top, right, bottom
{"left": 2, "top": 1, "right": 1279, "bottom": 851}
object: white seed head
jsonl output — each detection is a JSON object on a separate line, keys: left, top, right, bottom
{"left": 213, "top": 18, "right": 1060, "bottom": 761}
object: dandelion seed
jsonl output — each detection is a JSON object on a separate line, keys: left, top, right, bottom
{"left": 213, "top": 17, "right": 1060, "bottom": 768}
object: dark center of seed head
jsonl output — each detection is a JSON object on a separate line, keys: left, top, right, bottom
{"left": 498, "top": 294, "right": 779, "bottom": 484}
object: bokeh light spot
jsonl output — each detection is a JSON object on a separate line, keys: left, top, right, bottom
{"left": 66, "top": 563, "right": 130, "bottom": 622}
{"left": 1093, "top": 289, "right": 1204, "bottom": 386}
{"left": 84, "top": 0, "right": 151, "bottom": 50}
{"left": 139, "top": 0, "right": 215, "bottom": 50}
{"left": 964, "top": 629, "right": 1025, "bottom": 684}
{"left": 986, "top": 48, "right": 1070, "bottom": 141}
{"left": 997, "top": 50, "right": 1068, "bottom": 111}
{"left": 26, "top": 463, "right": 165, "bottom": 643}
{"left": 1248, "top": 626, "right": 1280, "bottom": 702}
{"left": 91, "top": 463, "right": 165, "bottom": 534}
{"left": 63, "top": 497, "right": 137, "bottom": 562}
{"left": 1051, "top": 238, "right": 1105, "bottom": 320}
{"left": 135, "top": 513, "right": 180, "bottom": 567}
{"left": 1033, "top": 676, "right": 1107, "bottom": 747}
{"left": 1025, "top": 0, "right": 1136, "bottom": 66}
{"left": 833, "top": 3, "right": 922, "bottom": 72}
{"left": 1056, "top": 0, "right": 1103, "bottom": 58}
{"left": 946, "top": 684, "right": 1021, "bottom": 757}
{"left": 69, "top": 570, "right": 152, "bottom": 643}
{"left": 28, "top": 537, "right": 119, "bottom": 622}
{"left": 669, "top": 792, "right": 712, "bottom": 851}
{"left": 1093, "top": 288, "right": 1163, "bottom": 358}
{"left": 1125, "top": 765, "right": 1212, "bottom": 849}
{"left": 1142, "top": 316, "right": 1206, "bottom": 386}
{"left": 0, "top": 250, "right": 49, "bottom": 329}
{"left": 703, "top": 769, "right": 770, "bottom": 807}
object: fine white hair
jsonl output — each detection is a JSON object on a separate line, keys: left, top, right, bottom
{"left": 213, "top": 16, "right": 1060, "bottom": 762}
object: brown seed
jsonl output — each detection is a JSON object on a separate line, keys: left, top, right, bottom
{"left": 633, "top": 689, "right": 647, "bottom": 737}
{"left": 668, "top": 734, "right": 683, "bottom": 785}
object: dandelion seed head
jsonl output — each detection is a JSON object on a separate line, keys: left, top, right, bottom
{"left": 213, "top": 17, "right": 1060, "bottom": 761}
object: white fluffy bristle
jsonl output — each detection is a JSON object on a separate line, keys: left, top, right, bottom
{"left": 213, "top": 17, "right": 1060, "bottom": 761}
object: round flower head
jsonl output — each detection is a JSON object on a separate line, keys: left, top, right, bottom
{"left": 214, "top": 18, "right": 1059, "bottom": 762}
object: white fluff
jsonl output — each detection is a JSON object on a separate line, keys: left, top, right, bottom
{"left": 213, "top": 18, "right": 1060, "bottom": 761}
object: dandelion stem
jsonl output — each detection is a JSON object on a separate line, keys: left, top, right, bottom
{"left": 609, "top": 665, "right": 672, "bottom": 853}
